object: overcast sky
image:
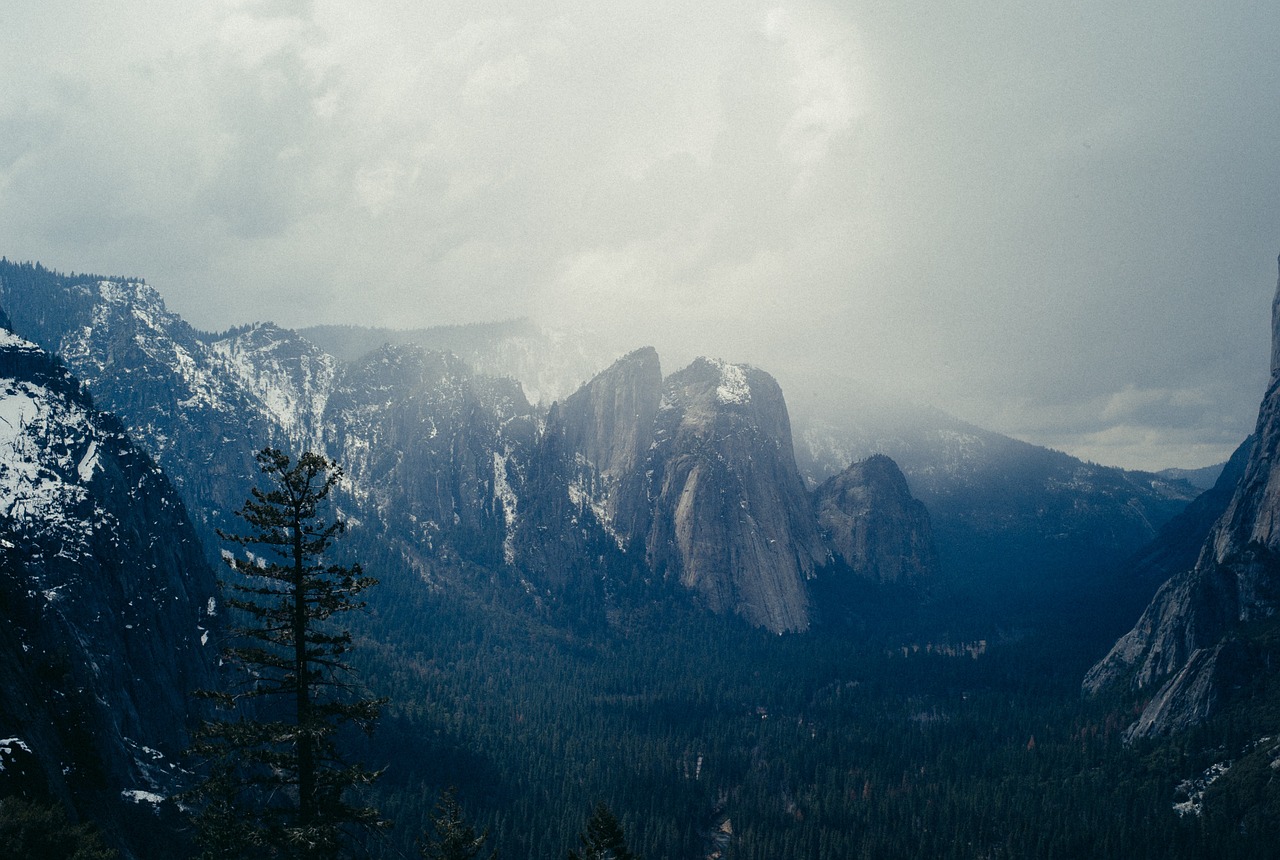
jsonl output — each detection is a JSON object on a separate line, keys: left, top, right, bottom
{"left": 3, "top": 0, "right": 1278, "bottom": 470}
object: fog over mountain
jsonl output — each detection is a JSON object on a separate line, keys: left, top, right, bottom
{"left": 4, "top": 1, "right": 1279, "bottom": 470}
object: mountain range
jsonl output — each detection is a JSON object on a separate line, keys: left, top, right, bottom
{"left": 2, "top": 255, "right": 1277, "bottom": 857}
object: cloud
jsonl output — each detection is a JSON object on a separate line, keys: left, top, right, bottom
{"left": 1, "top": 0, "right": 1278, "bottom": 469}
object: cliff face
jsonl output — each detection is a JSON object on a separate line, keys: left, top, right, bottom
{"left": 1085, "top": 257, "right": 1280, "bottom": 740}
{"left": 210, "top": 322, "right": 338, "bottom": 450}
{"left": 531, "top": 352, "right": 938, "bottom": 632}
{"left": 640, "top": 358, "right": 826, "bottom": 633}
{"left": 546, "top": 346, "right": 662, "bottom": 545}
{"left": 324, "top": 344, "right": 539, "bottom": 573}
{"left": 0, "top": 271, "right": 282, "bottom": 553}
{"left": 815, "top": 454, "right": 937, "bottom": 586}
{"left": 0, "top": 326, "right": 217, "bottom": 855}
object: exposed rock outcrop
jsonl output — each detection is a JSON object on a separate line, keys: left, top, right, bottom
{"left": 0, "top": 267, "right": 281, "bottom": 553}
{"left": 641, "top": 358, "right": 826, "bottom": 633}
{"left": 1085, "top": 256, "right": 1280, "bottom": 739}
{"left": 210, "top": 322, "right": 338, "bottom": 449}
{"left": 546, "top": 346, "right": 662, "bottom": 543}
{"left": 815, "top": 454, "right": 936, "bottom": 585}
{"left": 324, "top": 344, "right": 539, "bottom": 572}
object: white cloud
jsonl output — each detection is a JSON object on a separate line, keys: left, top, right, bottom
{"left": 761, "top": 6, "right": 865, "bottom": 176}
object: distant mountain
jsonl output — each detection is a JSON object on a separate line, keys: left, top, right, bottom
{"left": 815, "top": 454, "right": 937, "bottom": 588}
{"left": 0, "top": 263, "right": 283, "bottom": 555}
{"left": 301, "top": 305, "right": 1202, "bottom": 631}
{"left": 1084, "top": 260, "right": 1280, "bottom": 741}
{"left": 1, "top": 263, "right": 944, "bottom": 634}
{"left": 1158, "top": 462, "right": 1227, "bottom": 491}
{"left": 788, "top": 384, "right": 1199, "bottom": 620}
{"left": 0, "top": 317, "right": 216, "bottom": 858}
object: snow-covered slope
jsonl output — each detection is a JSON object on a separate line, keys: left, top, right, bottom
{"left": 0, "top": 322, "right": 217, "bottom": 855}
{"left": 209, "top": 322, "right": 337, "bottom": 448}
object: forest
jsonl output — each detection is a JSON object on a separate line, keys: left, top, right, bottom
{"left": 334, "top": 534, "right": 1280, "bottom": 860}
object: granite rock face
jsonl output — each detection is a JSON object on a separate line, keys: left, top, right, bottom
{"left": 1085, "top": 256, "right": 1280, "bottom": 739}
{"left": 542, "top": 353, "right": 937, "bottom": 631}
{"left": 546, "top": 346, "right": 663, "bottom": 545}
{"left": 324, "top": 344, "right": 540, "bottom": 574}
{"left": 640, "top": 358, "right": 827, "bottom": 633}
{"left": 815, "top": 454, "right": 937, "bottom": 586}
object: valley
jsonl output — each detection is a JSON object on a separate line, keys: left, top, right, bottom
{"left": 1, "top": 258, "right": 1278, "bottom": 858}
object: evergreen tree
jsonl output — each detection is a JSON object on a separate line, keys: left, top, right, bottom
{"left": 187, "top": 448, "right": 386, "bottom": 859}
{"left": 419, "top": 787, "right": 497, "bottom": 860}
{"left": 568, "top": 803, "right": 637, "bottom": 860}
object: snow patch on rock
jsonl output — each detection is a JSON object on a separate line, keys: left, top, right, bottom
{"left": 493, "top": 450, "right": 519, "bottom": 565}
{"left": 713, "top": 359, "right": 751, "bottom": 405}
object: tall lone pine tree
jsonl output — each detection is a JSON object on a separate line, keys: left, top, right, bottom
{"left": 188, "top": 449, "right": 386, "bottom": 859}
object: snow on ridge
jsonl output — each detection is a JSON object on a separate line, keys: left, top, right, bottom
{"left": 0, "top": 737, "right": 32, "bottom": 774}
{"left": 711, "top": 358, "right": 751, "bottom": 405}
{"left": 122, "top": 789, "right": 165, "bottom": 805}
{"left": 0, "top": 328, "right": 37, "bottom": 350}
{"left": 211, "top": 327, "right": 337, "bottom": 446}
{"left": 96, "top": 279, "right": 173, "bottom": 323}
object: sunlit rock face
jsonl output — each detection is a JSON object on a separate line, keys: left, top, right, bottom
{"left": 1086, "top": 258, "right": 1280, "bottom": 740}
{"left": 815, "top": 454, "right": 936, "bottom": 586}
{"left": 0, "top": 322, "right": 216, "bottom": 845}
{"left": 639, "top": 358, "right": 826, "bottom": 633}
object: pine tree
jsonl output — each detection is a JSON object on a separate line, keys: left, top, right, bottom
{"left": 419, "top": 787, "right": 497, "bottom": 860}
{"left": 567, "top": 803, "right": 637, "bottom": 860}
{"left": 187, "top": 448, "right": 386, "bottom": 859}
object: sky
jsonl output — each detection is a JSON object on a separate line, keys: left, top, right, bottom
{"left": 2, "top": 0, "right": 1279, "bottom": 471}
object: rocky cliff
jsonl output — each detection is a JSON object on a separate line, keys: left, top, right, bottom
{"left": 1085, "top": 257, "right": 1280, "bottom": 740}
{"left": 324, "top": 344, "right": 540, "bottom": 575}
{"left": 1, "top": 260, "right": 1113, "bottom": 641}
{"left": 0, "top": 323, "right": 217, "bottom": 856}
{"left": 640, "top": 358, "right": 827, "bottom": 633}
{"left": 210, "top": 321, "right": 337, "bottom": 450}
{"left": 545, "top": 346, "right": 662, "bottom": 546}
{"left": 0, "top": 266, "right": 282, "bottom": 551}
{"left": 815, "top": 454, "right": 936, "bottom": 586}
